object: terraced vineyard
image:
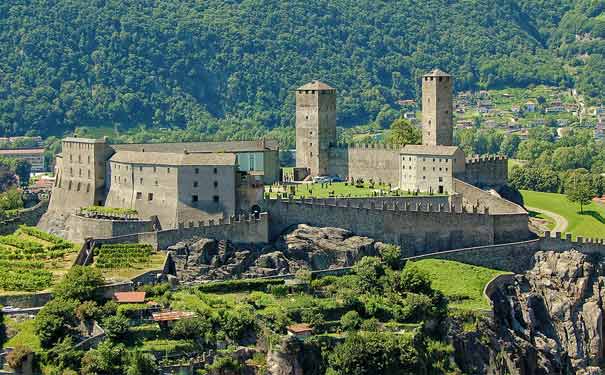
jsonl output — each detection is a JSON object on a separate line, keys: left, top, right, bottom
{"left": 94, "top": 243, "right": 165, "bottom": 281}
{"left": 0, "top": 226, "right": 77, "bottom": 292}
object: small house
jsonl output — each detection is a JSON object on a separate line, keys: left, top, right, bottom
{"left": 287, "top": 323, "right": 314, "bottom": 339}
{"left": 113, "top": 292, "right": 146, "bottom": 304}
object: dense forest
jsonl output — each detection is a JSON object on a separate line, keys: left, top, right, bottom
{"left": 0, "top": 0, "right": 603, "bottom": 143}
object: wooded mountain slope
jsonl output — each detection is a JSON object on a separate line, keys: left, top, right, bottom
{"left": 0, "top": 0, "right": 602, "bottom": 139}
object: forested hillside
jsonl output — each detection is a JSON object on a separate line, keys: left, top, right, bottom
{"left": 0, "top": 0, "right": 601, "bottom": 142}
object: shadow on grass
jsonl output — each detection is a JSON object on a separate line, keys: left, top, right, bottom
{"left": 527, "top": 210, "right": 541, "bottom": 218}
{"left": 579, "top": 210, "right": 605, "bottom": 224}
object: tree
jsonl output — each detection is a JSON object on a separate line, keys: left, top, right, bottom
{"left": 385, "top": 118, "right": 421, "bottom": 146}
{"left": 54, "top": 266, "right": 104, "bottom": 302}
{"left": 14, "top": 159, "right": 31, "bottom": 187}
{"left": 81, "top": 341, "right": 127, "bottom": 375}
{"left": 125, "top": 352, "right": 159, "bottom": 375}
{"left": 102, "top": 315, "right": 130, "bottom": 342}
{"left": 565, "top": 173, "right": 594, "bottom": 213}
{"left": 340, "top": 311, "right": 362, "bottom": 331}
{"left": 379, "top": 244, "right": 404, "bottom": 270}
{"left": 35, "top": 298, "right": 79, "bottom": 348}
{"left": 6, "top": 345, "right": 32, "bottom": 370}
{"left": 352, "top": 257, "right": 386, "bottom": 293}
{"left": 46, "top": 337, "right": 83, "bottom": 371}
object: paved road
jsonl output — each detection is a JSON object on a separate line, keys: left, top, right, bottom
{"left": 526, "top": 206, "right": 569, "bottom": 233}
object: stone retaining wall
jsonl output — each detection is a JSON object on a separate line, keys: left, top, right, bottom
{"left": 0, "top": 200, "right": 49, "bottom": 235}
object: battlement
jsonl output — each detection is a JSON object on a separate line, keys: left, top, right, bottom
{"left": 466, "top": 155, "right": 508, "bottom": 164}
{"left": 543, "top": 231, "right": 605, "bottom": 245}
{"left": 330, "top": 143, "right": 403, "bottom": 150}
{"left": 176, "top": 212, "right": 268, "bottom": 230}
{"left": 268, "top": 196, "right": 492, "bottom": 216}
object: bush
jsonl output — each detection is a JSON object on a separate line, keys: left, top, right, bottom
{"left": 170, "top": 317, "right": 213, "bottom": 342}
{"left": 340, "top": 311, "right": 362, "bottom": 331}
{"left": 196, "top": 278, "right": 285, "bottom": 293}
{"left": 6, "top": 345, "right": 32, "bottom": 370}
{"left": 268, "top": 284, "right": 288, "bottom": 297}
{"left": 379, "top": 244, "right": 404, "bottom": 270}
{"left": 102, "top": 315, "right": 131, "bottom": 342}
{"left": 53, "top": 266, "right": 104, "bottom": 302}
{"left": 35, "top": 298, "right": 79, "bottom": 348}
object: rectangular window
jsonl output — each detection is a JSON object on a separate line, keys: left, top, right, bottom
{"left": 213, "top": 195, "right": 220, "bottom": 203}
{"left": 192, "top": 195, "right": 198, "bottom": 203}
{"left": 155, "top": 180, "right": 158, "bottom": 186}
{"left": 139, "top": 166, "right": 143, "bottom": 172}
{"left": 193, "top": 181, "right": 198, "bottom": 188}
{"left": 213, "top": 168, "right": 217, "bottom": 174}
{"left": 77, "top": 182, "right": 81, "bottom": 192}
{"left": 439, "top": 177, "right": 443, "bottom": 182}
{"left": 213, "top": 181, "right": 218, "bottom": 188}
{"left": 153, "top": 166, "right": 157, "bottom": 173}
{"left": 140, "top": 178, "right": 143, "bottom": 185}
{"left": 136, "top": 192, "right": 142, "bottom": 200}
{"left": 195, "top": 168, "right": 199, "bottom": 174}
{"left": 148, "top": 193, "right": 153, "bottom": 201}
{"left": 167, "top": 167, "right": 171, "bottom": 174}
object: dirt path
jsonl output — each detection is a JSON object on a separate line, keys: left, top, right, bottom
{"left": 526, "top": 206, "right": 569, "bottom": 233}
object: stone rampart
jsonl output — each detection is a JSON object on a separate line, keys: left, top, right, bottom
{"left": 459, "top": 155, "right": 508, "bottom": 188}
{"left": 328, "top": 144, "right": 402, "bottom": 185}
{"left": 266, "top": 198, "right": 518, "bottom": 256}
{"left": 64, "top": 214, "right": 154, "bottom": 243}
{"left": 308, "top": 195, "right": 459, "bottom": 211}
{"left": 88, "top": 213, "right": 269, "bottom": 250}
{"left": 0, "top": 199, "right": 49, "bottom": 235}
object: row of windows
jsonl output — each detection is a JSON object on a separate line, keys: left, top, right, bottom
{"left": 404, "top": 156, "right": 453, "bottom": 163}
{"left": 113, "top": 175, "right": 219, "bottom": 188}
{"left": 69, "top": 154, "right": 92, "bottom": 164}
{"left": 402, "top": 165, "right": 449, "bottom": 172}
{"left": 70, "top": 168, "right": 93, "bottom": 179}
{"left": 113, "top": 163, "right": 219, "bottom": 175}
{"left": 402, "top": 175, "right": 444, "bottom": 182}
{"left": 134, "top": 192, "right": 220, "bottom": 204}
{"left": 62, "top": 180, "right": 91, "bottom": 192}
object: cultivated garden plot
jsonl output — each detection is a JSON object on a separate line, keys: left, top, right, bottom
{"left": 93, "top": 243, "right": 166, "bottom": 281}
{"left": 0, "top": 226, "right": 77, "bottom": 292}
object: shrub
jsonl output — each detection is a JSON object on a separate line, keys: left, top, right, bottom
{"left": 35, "top": 298, "right": 79, "bottom": 348}
{"left": 268, "top": 284, "right": 288, "bottom": 297}
{"left": 170, "top": 317, "right": 213, "bottom": 342}
{"left": 379, "top": 244, "right": 404, "bottom": 270}
{"left": 6, "top": 345, "right": 31, "bottom": 370}
{"left": 54, "top": 266, "right": 104, "bottom": 302}
{"left": 196, "top": 278, "right": 285, "bottom": 293}
{"left": 340, "top": 311, "right": 362, "bottom": 331}
{"left": 102, "top": 315, "right": 131, "bottom": 342}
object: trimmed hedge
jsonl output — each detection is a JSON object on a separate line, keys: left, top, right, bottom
{"left": 195, "top": 278, "right": 286, "bottom": 293}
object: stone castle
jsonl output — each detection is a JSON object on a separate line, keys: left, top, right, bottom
{"left": 295, "top": 69, "right": 507, "bottom": 192}
{"left": 42, "top": 70, "right": 526, "bottom": 252}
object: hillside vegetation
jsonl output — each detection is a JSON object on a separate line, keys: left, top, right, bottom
{"left": 1, "top": 0, "right": 600, "bottom": 142}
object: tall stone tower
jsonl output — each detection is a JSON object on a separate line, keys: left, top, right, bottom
{"left": 295, "top": 81, "right": 336, "bottom": 176}
{"left": 422, "top": 69, "right": 453, "bottom": 146}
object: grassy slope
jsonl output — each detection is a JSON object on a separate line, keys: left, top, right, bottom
{"left": 265, "top": 181, "right": 441, "bottom": 199}
{"left": 406, "top": 259, "right": 507, "bottom": 311}
{"left": 521, "top": 190, "right": 605, "bottom": 239}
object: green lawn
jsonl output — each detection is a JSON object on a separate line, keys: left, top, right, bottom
{"left": 521, "top": 190, "right": 605, "bottom": 239}
{"left": 4, "top": 318, "right": 41, "bottom": 351}
{"left": 265, "top": 181, "right": 439, "bottom": 199}
{"left": 406, "top": 259, "right": 508, "bottom": 311}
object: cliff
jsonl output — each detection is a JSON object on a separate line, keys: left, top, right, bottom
{"left": 454, "top": 250, "right": 605, "bottom": 375}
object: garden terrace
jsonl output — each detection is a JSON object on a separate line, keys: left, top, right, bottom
{"left": 78, "top": 206, "right": 139, "bottom": 220}
{"left": 93, "top": 243, "right": 166, "bottom": 281}
{"left": 265, "top": 181, "right": 443, "bottom": 199}
{"left": 0, "top": 226, "right": 77, "bottom": 293}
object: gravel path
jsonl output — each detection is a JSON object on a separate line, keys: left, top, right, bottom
{"left": 526, "top": 206, "right": 569, "bottom": 234}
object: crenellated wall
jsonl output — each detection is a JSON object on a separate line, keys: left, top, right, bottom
{"left": 328, "top": 144, "right": 403, "bottom": 185}
{"left": 85, "top": 213, "right": 269, "bottom": 250}
{"left": 266, "top": 198, "right": 531, "bottom": 256}
{"left": 458, "top": 155, "right": 508, "bottom": 188}
{"left": 64, "top": 214, "right": 154, "bottom": 243}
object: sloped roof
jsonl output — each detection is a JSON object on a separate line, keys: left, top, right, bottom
{"left": 152, "top": 311, "right": 195, "bottom": 322}
{"left": 424, "top": 69, "right": 451, "bottom": 77}
{"left": 0, "top": 148, "right": 45, "bottom": 155}
{"left": 113, "top": 291, "right": 146, "bottom": 303}
{"left": 297, "top": 80, "right": 335, "bottom": 91}
{"left": 401, "top": 144, "right": 462, "bottom": 156}
{"left": 112, "top": 139, "right": 279, "bottom": 153}
{"left": 110, "top": 151, "right": 236, "bottom": 166}
{"left": 287, "top": 323, "right": 313, "bottom": 333}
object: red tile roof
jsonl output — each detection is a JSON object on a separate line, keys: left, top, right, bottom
{"left": 113, "top": 291, "right": 146, "bottom": 303}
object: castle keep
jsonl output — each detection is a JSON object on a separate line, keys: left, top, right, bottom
{"left": 296, "top": 70, "right": 507, "bottom": 192}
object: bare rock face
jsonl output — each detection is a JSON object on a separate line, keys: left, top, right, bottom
{"left": 455, "top": 250, "right": 605, "bottom": 375}
{"left": 279, "top": 224, "right": 379, "bottom": 269}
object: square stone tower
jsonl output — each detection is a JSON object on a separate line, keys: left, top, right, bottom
{"left": 295, "top": 81, "right": 336, "bottom": 177}
{"left": 422, "top": 69, "right": 453, "bottom": 146}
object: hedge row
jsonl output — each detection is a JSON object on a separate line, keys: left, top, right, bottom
{"left": 195, "top": 278, "right": 286, "bottom": 293}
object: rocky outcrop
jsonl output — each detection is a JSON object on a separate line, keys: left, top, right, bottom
{"left": 454, "top": 250, "right": 605, "bottom": 375}
{"left": 173, "top": 224, "right": 382, "bottom": 283}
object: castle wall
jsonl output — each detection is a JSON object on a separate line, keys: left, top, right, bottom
{"left": 458, "top": 156, "right": 508, "bottom": 188}
{"left": 266, "top": 199, "right": 498, "bottom": 256}
{"left": 328, "top": 144, "right": 402, "bottom": 185}
{"left": 64, "top": 214, "right": 154, "bottom": 242}
{"left": 0, "top": 200, "right": 49, "bottom": 235}
{"left": 306, "top": 195, "right": 456, "bottom": 210}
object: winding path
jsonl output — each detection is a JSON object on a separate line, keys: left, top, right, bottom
{"left": 526, "top": 206, "right": 569, "bottom": 233}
